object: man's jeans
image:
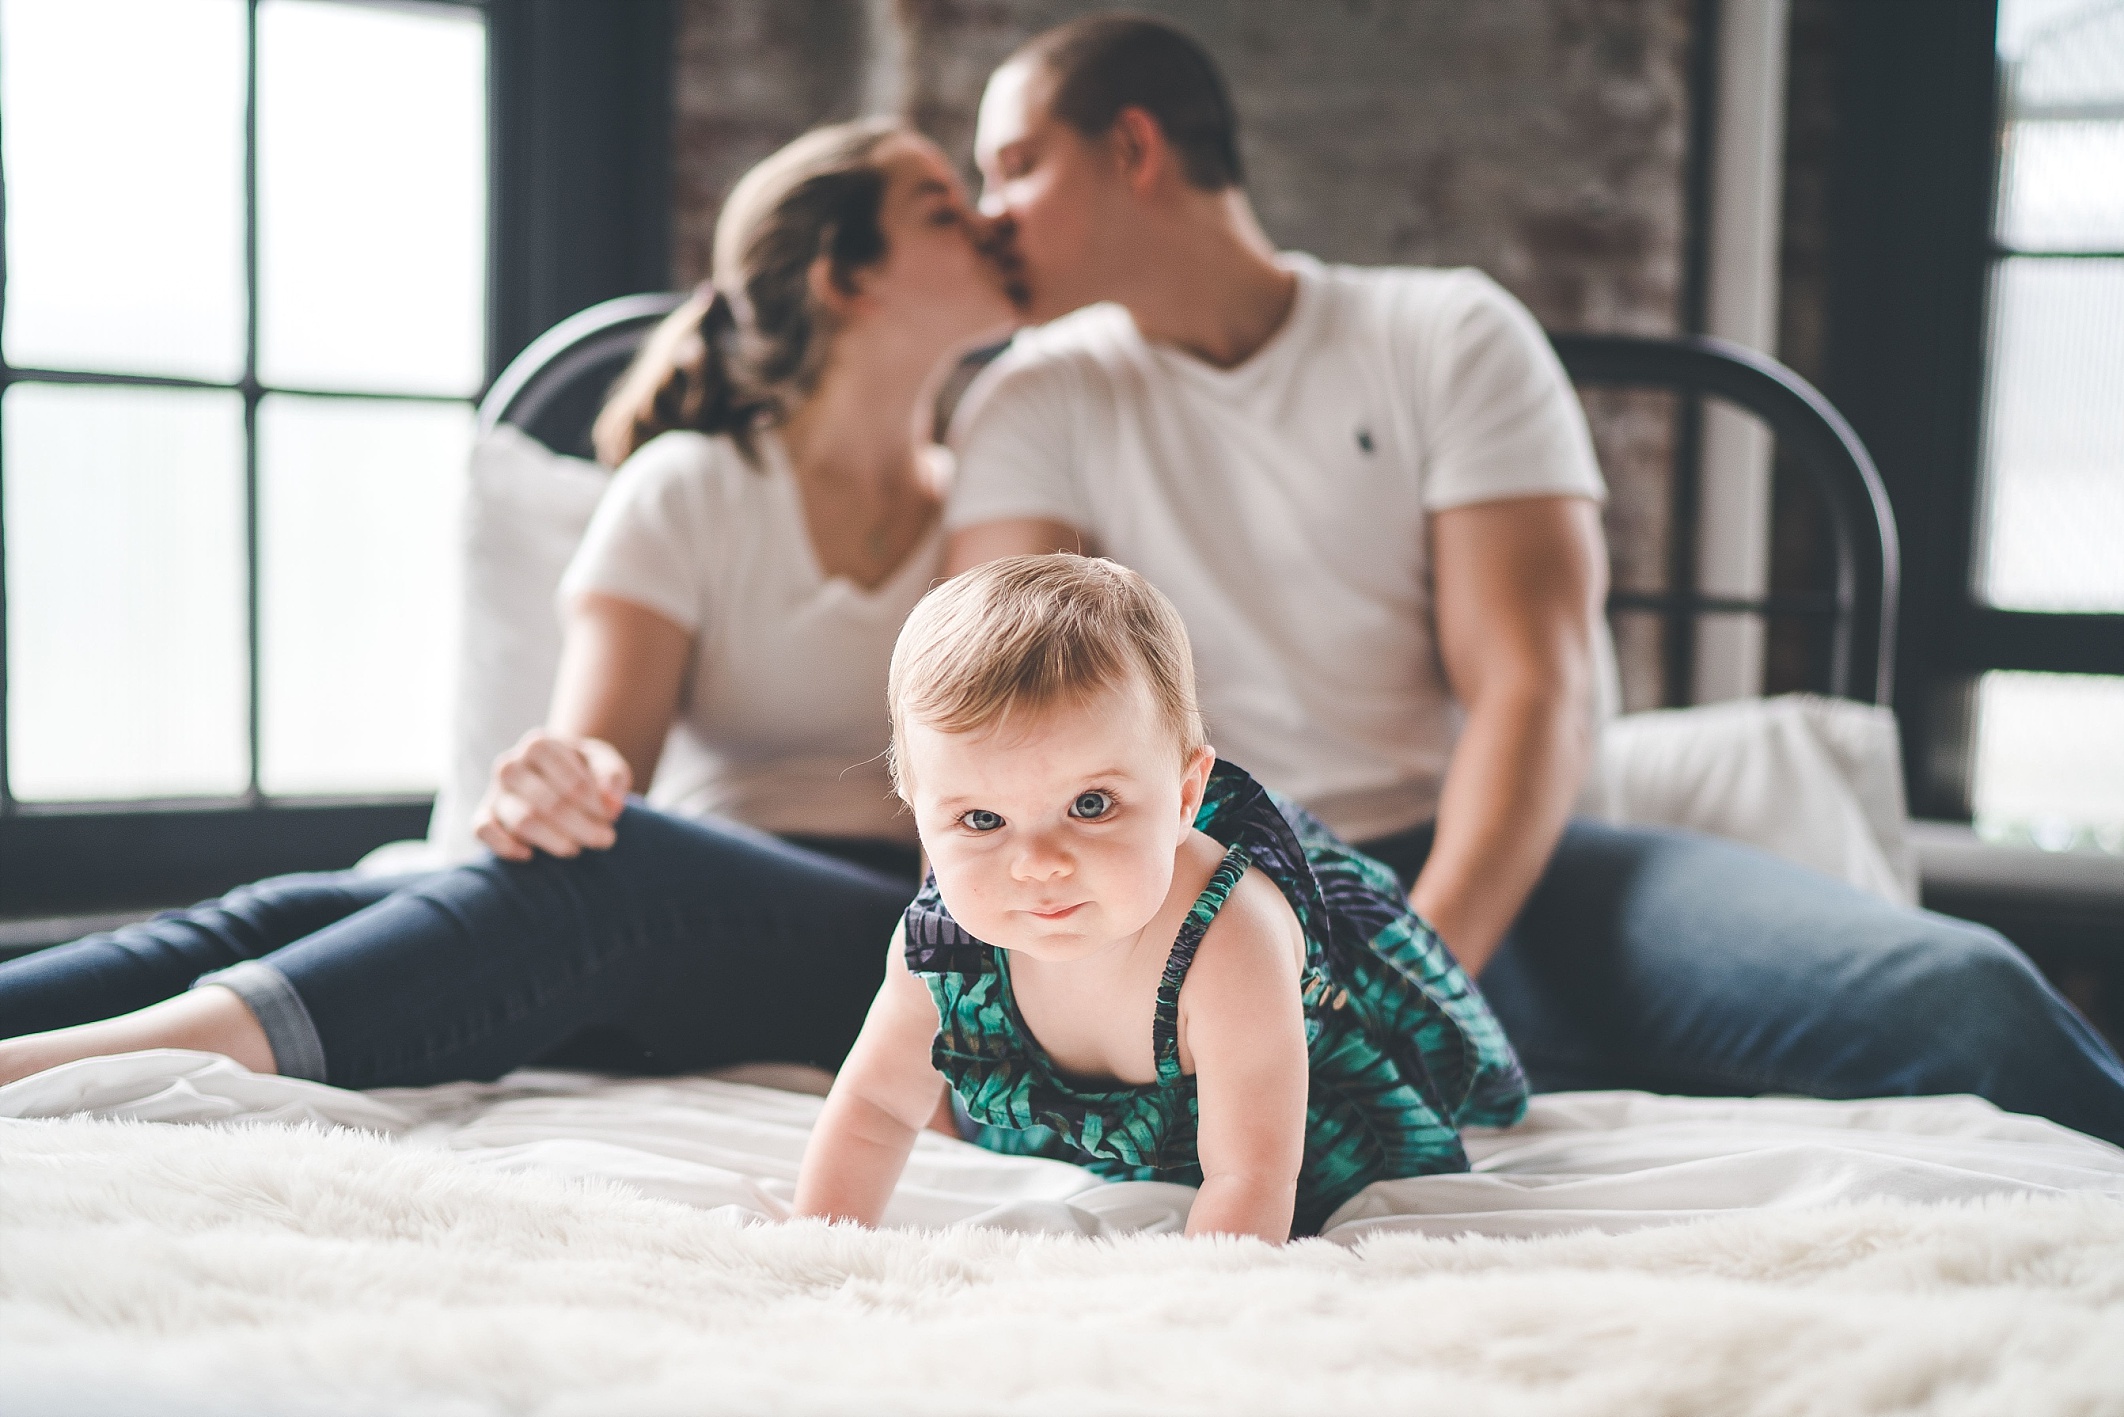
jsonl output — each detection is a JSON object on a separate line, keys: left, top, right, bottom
{"left": 1360, "top": 817, "right": 2124, "bottom": 1146}
{"left": 0, "top": 804, "right": 918, "bottom": 1090}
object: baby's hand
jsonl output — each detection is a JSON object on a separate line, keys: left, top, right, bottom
{"left": 1175, "top": 863, "right": 1311, "bottom": 1242}
{"left": 791, "top": 924, "right": 949, "bottom": 1227}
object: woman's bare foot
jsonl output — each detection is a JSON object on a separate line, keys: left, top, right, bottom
{"left": 0, "top": 985, "right": 275, "bottom": 1086}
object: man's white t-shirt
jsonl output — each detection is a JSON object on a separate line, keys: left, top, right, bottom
{"left": 558, "top": 429, "right": 934, "bottom": 844}
{"left": 945, "top": 254, "right": 1605, "bottom": 843}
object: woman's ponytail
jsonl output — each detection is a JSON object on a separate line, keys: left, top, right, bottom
{"left": 591, "top": 118, "right": 900, "bottom": 471}
{"left": 592, "top": 285, "right": 761, "bottom": 468}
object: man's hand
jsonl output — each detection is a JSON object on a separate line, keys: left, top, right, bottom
{"left": 1418, "top": 494, "right": 1606, "bottom": 973}
{"left": 473, "top": 730, "right": 632, "bottom": 862}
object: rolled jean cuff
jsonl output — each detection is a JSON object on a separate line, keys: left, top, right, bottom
{"left": 191, "top": 959, "right": 328, "bottom": 1083}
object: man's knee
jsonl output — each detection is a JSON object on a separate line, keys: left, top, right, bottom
{"left": 1892, "top": 916, "right": 2045, "bottom": 1014}
{"left": 1865, "top": 915, "right": 2075, "bottom": 1083}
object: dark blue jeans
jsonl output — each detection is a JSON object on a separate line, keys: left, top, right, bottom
{"left": 7, "top": 804, "right": 2122, "bottom": 1147}
{"left": 1359, "top": 818, "right": 2124, "bottom": 1146}
{"left": 0, "top": 804, "right": 917, "bottom": 1089}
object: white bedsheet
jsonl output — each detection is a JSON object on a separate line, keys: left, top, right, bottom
{"left": 5, "top": 1049, "right": 2120, "bottom": 1240}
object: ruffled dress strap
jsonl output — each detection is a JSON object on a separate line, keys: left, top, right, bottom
{"left": 1151, "top": 840, "right": 1253, "bottom": 1084}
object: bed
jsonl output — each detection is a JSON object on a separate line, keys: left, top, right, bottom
{"left": 5, "top": 1051, "right": 2122, "bottom": 1414}
{"left": 4, "top": 311, "right": 2119, "bottom": 1414}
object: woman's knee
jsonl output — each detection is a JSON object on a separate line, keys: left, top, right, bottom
{"left": 214, "top": 870, "right": 405, "bottom": 935}
{"left": 587, "top": 804, "right": 907, "bottom": 903}
{"left": 493, "top": 803, "right": 761, "bottom": 878}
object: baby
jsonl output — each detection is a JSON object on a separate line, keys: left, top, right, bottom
{"left": 792, "top": 555, "right": 1526, "bottom": 1241}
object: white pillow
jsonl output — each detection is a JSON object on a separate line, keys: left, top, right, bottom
{"left": 1593, "top": 694, "right": 1919, "bottom": 906}
{"left": 419, "top": 425, "right": 610, "bottom": 865}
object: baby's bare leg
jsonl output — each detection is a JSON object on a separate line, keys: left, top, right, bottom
{"left": 0, "top": 985, "right": 274, "bottom": 1086}
{"left": 926, "top": 1088, "right": 960, "bottom": 1137}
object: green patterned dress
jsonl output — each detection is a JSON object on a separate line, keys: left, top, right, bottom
{"left": 904, "top": 759, "right": 1527, "bottom": 1236}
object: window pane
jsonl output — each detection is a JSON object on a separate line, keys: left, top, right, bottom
{"left": 256, "top": 0, "right": 486, "bottom": 396}
{"left": 1996, "top": 1, "right": 2124, "bottom": 250}
{"left": 0, "top": 0, "right": 246, "bottom": 381}
{"left": 3, "top": 384, "right": 248, "bottom": 800}
{"left": 1974, "top": 258, "right": 2124, "bottom": 611}
{"left": 1999, "top": 0, "right": 2120, "bottom": 58}
{"left": 1998, "top": 121, "right": 2124, "bottom": 251}
{"left": 258, "top": 396, "right": 469, "bottom": 797}
{"left": 1973, "top": 672, "right": 2124, "bottom": 853}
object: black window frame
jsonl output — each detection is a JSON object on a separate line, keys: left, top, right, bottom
{"left": 0, "top": 0, "right": 673, "bottom": 917}
{"left": 1823, "top": 0, "right": 2124, "bottom": 823}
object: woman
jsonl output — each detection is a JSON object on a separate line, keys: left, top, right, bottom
{"left": 0, "top": 119, "right": 1017, "bottom": 1090}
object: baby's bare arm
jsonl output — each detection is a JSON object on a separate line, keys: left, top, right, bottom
{"left": 1182, "top": 872, "right": 1310, "bottom": 1242}
{"left": 792, "top": 925, "right": 947, "bottom": 1227}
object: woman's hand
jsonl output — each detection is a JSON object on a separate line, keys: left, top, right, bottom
{"left": 475, "top": 591, "right": 689, "bottom": 863}
{"left": 473, "top": 729, "right": 633, "bottom": 862}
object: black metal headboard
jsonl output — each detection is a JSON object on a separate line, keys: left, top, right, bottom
{"left": 477, "top": 298, "right": 1900, "bottom": 708}
{"left": 478, "top": 291, "right": 689, "bottom": 460}
{"left": 1552, "top": 334, "right": 1900, "bottom": 707}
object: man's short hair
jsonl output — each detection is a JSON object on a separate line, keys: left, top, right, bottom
{"left": 888, "top": 555, "right": 1207, "bottom": 795}
{"left": 1014, "top": 13, "right": 1243, "bottom": 191}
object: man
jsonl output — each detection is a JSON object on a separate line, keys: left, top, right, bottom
{"left": 944, "top": 13, "right": 2124, "bottom": 1141}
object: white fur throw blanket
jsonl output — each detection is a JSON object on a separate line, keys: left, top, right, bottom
{"left": 6, "top": 1056, "right": 2124, "bottom": 1414}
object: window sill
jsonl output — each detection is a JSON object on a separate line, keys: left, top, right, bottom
{"left": 0, "top": 798, "right": 432, "bottom": 918}
{"left": 1913, "top": 820, "right": 2124, "bottom": 904}
{"left": 1913, "top": 819, "right": 2124, "bottom": 958}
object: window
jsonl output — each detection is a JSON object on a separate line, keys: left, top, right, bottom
{"left": 0, "top": 0, "right": 485, "bottom": 909}
{"left": 1966, "top": 0, "right": 2124, "bottom": 852}
{"left": 1824, "top": 0, "right": 2124, "bottom": 855}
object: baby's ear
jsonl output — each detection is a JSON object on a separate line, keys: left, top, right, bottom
{"left": 1179, "top": 744, "right": 1216, "bottom": 820}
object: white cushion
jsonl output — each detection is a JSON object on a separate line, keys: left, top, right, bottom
{"left": 417, "top": 425, "right": 610, "bottom": 866}
{"left": 1593, "top": 694, "right": 1918, "bottom": 906}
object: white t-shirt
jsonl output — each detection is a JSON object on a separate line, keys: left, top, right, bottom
{"left": 558, "top": 429, "right": 936, "bottom": 844}
{"left": 946, "top": 255, "right": 1605, "bottom": 842}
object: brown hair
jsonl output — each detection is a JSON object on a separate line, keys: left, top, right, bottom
{"left": 1013, "top": 14, "right": 1242, "bottom": 192}
{"left": 592, "top": 119, "right": 902, "bottom": 468}
{"left": 888, "top": 555, "right": 1206, "bottom": 795}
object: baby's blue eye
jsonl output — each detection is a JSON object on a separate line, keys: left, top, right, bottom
{"left": 1069, "top": 791, "right": 1113, "bottom": 820}
{"left": 962, "top": 809, "right": 1004, "bottom": 833}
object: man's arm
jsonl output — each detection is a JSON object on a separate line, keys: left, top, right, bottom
{"left": 942, "top": 518, "right": 1086, "bottom": 575}
{"left": 1418, "top": 494, "right": 1606, "bottom": 975}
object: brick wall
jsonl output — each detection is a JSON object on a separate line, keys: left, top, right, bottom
{"left": 669, "top": 0, "right": 877, "bottom": 284}
{"left": 669, "top": 0, "right": 1700, "bottom": 706}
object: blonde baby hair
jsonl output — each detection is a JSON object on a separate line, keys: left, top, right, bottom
{"left": 888, "top": 555, "right": 1207, "bottom": 795}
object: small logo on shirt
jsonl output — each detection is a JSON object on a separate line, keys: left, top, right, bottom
{"left": 1355, "top": 426, "right": 1375, "bottom": 455}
